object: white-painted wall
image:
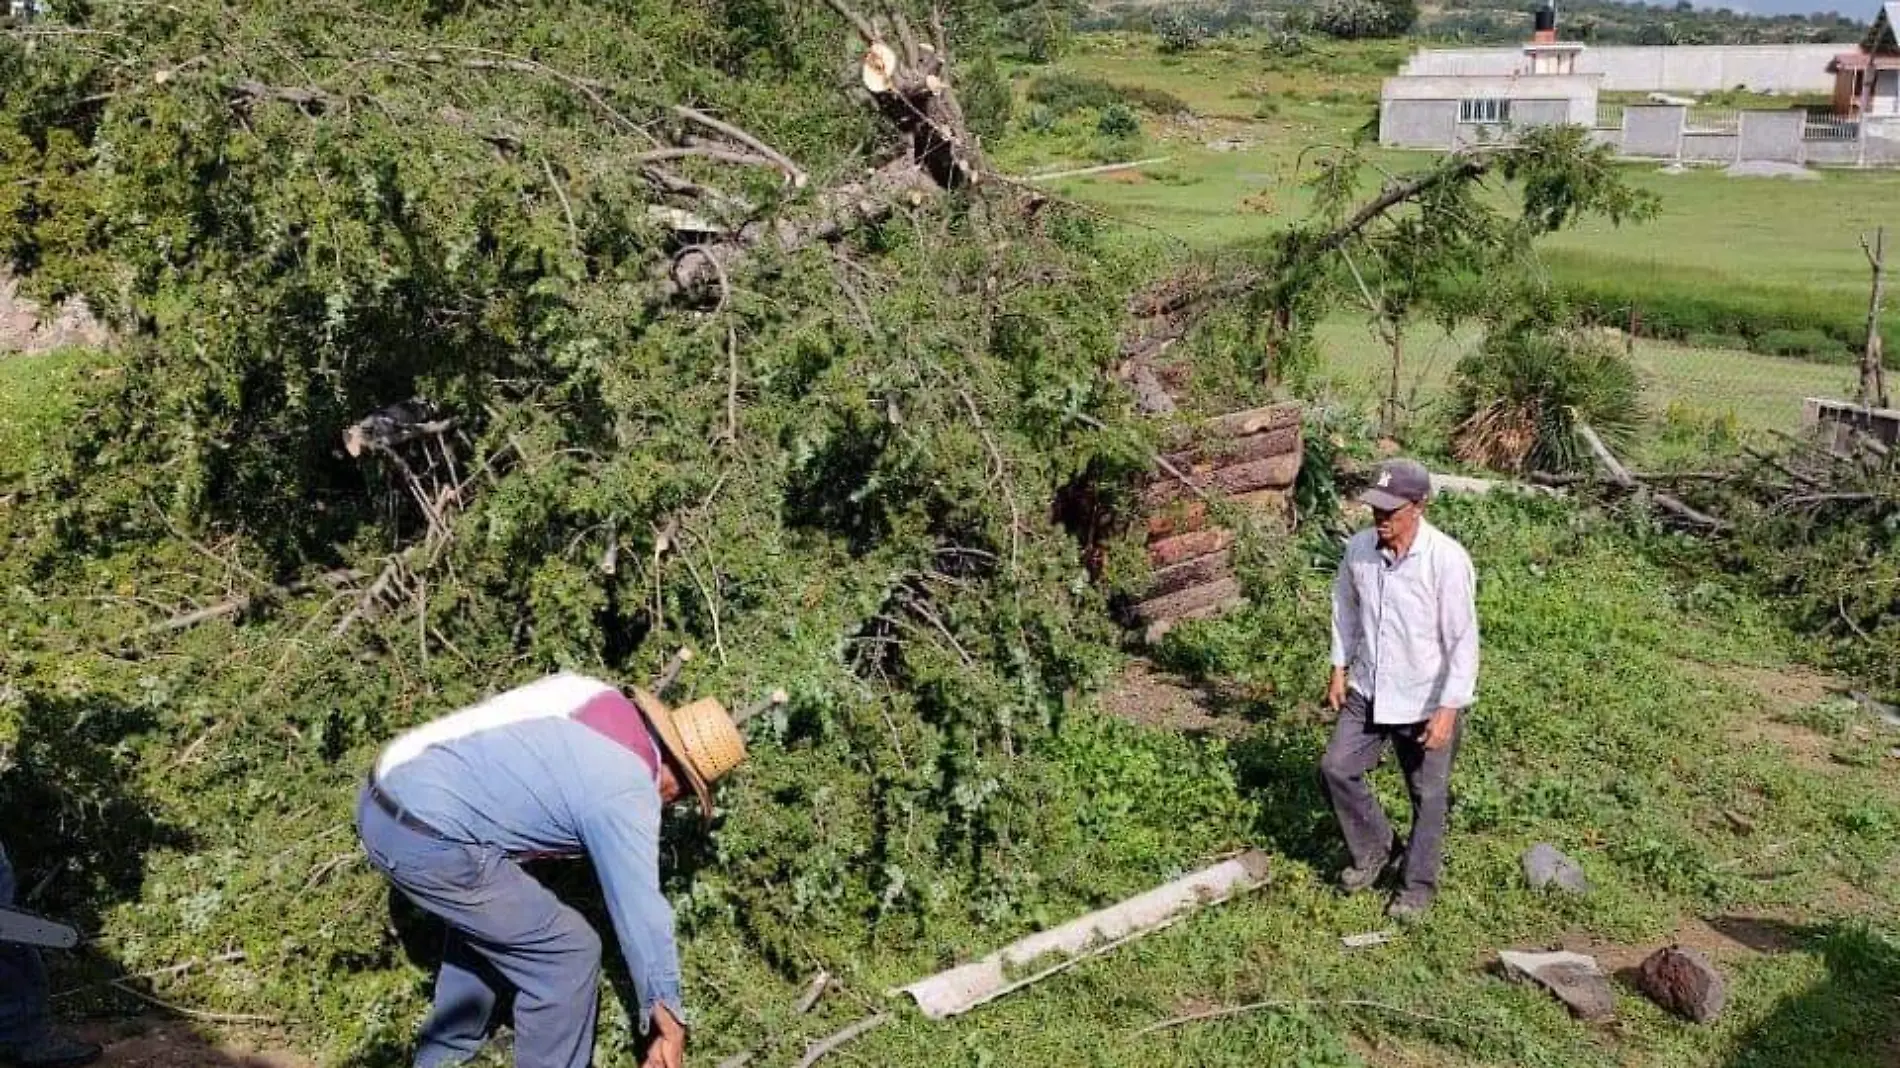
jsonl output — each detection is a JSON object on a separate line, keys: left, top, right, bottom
{"left": 1400, "top": 44, "right": 1845, "bottom": 93}
{"left": 1379, "top": 74, "right": 1601, "bottom": 126}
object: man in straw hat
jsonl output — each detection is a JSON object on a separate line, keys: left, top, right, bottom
{"left": 354, "top": 672, "right": 747, "bottom": 1068}
{"left": 1321, "top": 458, "right": 1479, "bottom": 924}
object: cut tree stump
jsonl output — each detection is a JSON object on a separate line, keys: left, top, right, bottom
{"left": 1148, "top": 549, "right": 1234, "bottom": 599}
{"left": 1122, "top": 404, "right": 1302, "bottom": 640}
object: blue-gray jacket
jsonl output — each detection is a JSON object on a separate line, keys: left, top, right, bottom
{"left": 375, "top": 672, "right": 683, "bottom": 1032}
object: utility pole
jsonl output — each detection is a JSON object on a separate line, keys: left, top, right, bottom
{"left": 1860, "top": 226, "right": 1891, "bottom": 410}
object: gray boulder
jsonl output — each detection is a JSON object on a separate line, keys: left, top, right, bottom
{"left": 1498, "top": 949, "right": 1615, "bottom": 1021}
{"left": 1522, "top": 843, "right": 1590, "bottom": 894}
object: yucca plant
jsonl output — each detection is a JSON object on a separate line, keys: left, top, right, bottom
{"left": 1450, "top": 320, "right": 1644, "bottom": 474}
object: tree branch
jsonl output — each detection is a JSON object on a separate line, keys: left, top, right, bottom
{"left": 674, "top": 106, "right": 808, "bottom": 188}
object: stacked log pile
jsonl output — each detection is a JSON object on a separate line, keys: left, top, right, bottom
{"left": 1132, "top": 402, "right": 1302, "bottom": 641}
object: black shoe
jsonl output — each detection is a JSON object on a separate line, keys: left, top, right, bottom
{"left": 1386, "top": 889, "right": 1434, "bottom": 924}
{"left": 1337, "top": 851, "right": 1391, "bottom": 895}
{"left": 1, "top": 1031, "right": 104, "bottom": 1068}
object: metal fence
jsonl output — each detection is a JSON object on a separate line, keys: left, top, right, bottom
{"left": 1595, "top": 103, "right": 1626, "bottom": 131}
{"left": 1805, "top": 114, "right": 1862, "bottom": 142}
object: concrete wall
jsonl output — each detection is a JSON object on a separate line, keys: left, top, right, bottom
{"left": 1401, "top": 43, "right": 1842, "bottom": 93}
{"left": 1681, "top": 133, "right": 1739, "bottom": 161}
{"left": 1621, "top": 105, "right": 1685, "bottom": 157}
{"left": 1739, "top": 110, "right": 1806, "bottom": 162}
{"left": 1380, "top": 99, "right": 1458, "bottom": 150}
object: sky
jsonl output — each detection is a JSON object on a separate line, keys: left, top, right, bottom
{"left": 1702, "top": 1, "right": 1864, "bottom": 12}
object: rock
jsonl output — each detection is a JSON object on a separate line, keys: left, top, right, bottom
{"left": 1498, "top": 950, "right": 1615, "bottom": 1021}
{"left": 1522, "top": 843, "right": 1590, "bottom": 894}
{"left": 1637, "top": 945, "right": 1726, "bottom": 1023}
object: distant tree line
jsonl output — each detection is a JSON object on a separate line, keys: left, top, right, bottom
{"left": 1073, "top": 0, "right": 1866, "bottom": 46}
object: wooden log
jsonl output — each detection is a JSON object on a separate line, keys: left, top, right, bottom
{"left": 1146, "top": 501, "right": 1210, "bottom": 540}
{"left": 1167, "top": 403, "right": 1301, "bottom": 446}
{"left": 1135, "top": 576, "right": 1243, "bottom": 623}
{"left": 1148, "top": 528, "right": 1234, "bottom": 567}
{"left": 1142, "top": 593, "right": 1246, "bottom": 644}
{"left": 1141, "top": 453, "right": 1301, "bottom": 511}
{"left": 1160, "top": 425, "right": 1301, "bottom": 473}
{"left": 1146, "top": 549, "right": 1234, "bottom": 600}
{"left": 1230, "top": 489, "right": 1291, "bottom": 517}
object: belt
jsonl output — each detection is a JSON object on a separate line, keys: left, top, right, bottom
{"left": 366, "top": 776, "right": 455, "bottom": 842}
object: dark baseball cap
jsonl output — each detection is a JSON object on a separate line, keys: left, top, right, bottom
{"left": 1360, "top": 458, "right": 1432, "bottom": 512}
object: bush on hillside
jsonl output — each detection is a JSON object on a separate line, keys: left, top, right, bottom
{"left": 1450, "top": 320, "right": 1645, "bottom": 474}
{"left": 1096, "top": 103, "right": 1141, "bottom": 138}
{"left": 1314, "top": 0, "right": 1415, "bottom": 40}
{"left": 1154, "top": 11, "right": 1210, "bottom": 54}
{"left": 1025, "top": 73, "right": 1188, "bottom": 118}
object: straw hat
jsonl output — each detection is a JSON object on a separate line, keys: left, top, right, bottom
{"left": 628, "top": 688, "right": 747, "bottom": 821}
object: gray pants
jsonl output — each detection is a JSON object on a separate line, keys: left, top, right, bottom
{"left": 1318, "top": 692, "right": 1462, "bottom": 895}
{"left": 0, "top": 843, "right": 50, "bottom": 1048}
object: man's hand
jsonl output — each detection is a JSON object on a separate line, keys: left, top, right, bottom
{"left": 1326, "top": 668, "right": 1348, "bottom": 713}
{"left": 642, "top": 1004, "right": 686, "bottom": 1068}
{"left": 1421, "top": 706, "right": 1458, "bottom": 751}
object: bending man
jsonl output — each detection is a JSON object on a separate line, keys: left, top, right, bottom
{"left": 356, "top": 673, "right": 747, "bottom": 1068}
{"left": 1321, "top": 458, "right": 1479, "bottom": 923}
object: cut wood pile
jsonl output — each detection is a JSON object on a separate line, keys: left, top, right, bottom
{"left": 1132, "top": 402, "right": 1301, "bottom": 640}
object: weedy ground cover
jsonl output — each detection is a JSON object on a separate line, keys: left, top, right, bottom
{"left": 6, "top": 341, "right": 1896, "bottom": 1066}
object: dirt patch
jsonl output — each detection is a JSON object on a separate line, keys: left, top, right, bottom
{"left": 1721, "top": 663, "right": 1839, "bottom": 709}
{"left": 1680, "top": 659, "right": 1843, "bottom": 769}
{"left": 74, "top": 1018, "right": 312, "bottom": 1068}
{"left": 1547, "top": 912, "right": 1805, "bottom": 982}
{"left": 0, "top": 273, "right": 108, "bottom": 355}
{"left": 1097, "top": 660, "right": 1248, "bottom": 738}
{"left": 1100, "top": 168, "right": 1149, "bottom": 184}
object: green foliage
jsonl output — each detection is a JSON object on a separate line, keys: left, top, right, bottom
{"left": 1312, "top": 0, "right": 1414, "bottom": 40}
{"left": 960, "top": 51, "right": 1015, "bottom": 144}
{"left": 1024, "top": 73, "right": 1187, "bottom": 118}
{"left": 1152, "top": 11, "right": 1210, "bottom": 54}
{"left": 1095, "top": 103, "right": 1140, "bottom": 139}
{"left": 1449, "top": 319, "right": 1644, "bottom": 474}
{"left": 1756, "top": 327, "right": 1847, "bottom": 361}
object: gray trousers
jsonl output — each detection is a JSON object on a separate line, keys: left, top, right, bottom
{"left": 1318, "top": 691, "right": 1462, "bottom": 895}
{"left": 0, "top": 843, "right": 50, "bottom": 1048}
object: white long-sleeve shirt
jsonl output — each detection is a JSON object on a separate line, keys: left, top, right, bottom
{"left": 1329, "top": 519, "right": 1480, "bottom": 725}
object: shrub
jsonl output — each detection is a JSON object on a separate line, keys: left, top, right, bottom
{"left": 1756, "top": 327, "right": 1845, "bottom": 360}
{"left": 1154, "top": 11, "right": 1209, "bottom": 54}
{"left": 1314, "top": 0, "right": 1414, "bottom": 40}
{"left": 1025, "top": 73, "right": 1188, "bottom": 118}
{"left": 1096, "top": 103, "right": 1141, "bottom": 139}
{"left": 1450, "top": 320, "right": 1645, "bottom": 474}
{"left": 959, "top": 51, "right": 1013, "bottom": 142}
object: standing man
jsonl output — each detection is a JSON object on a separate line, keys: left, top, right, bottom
{"left": 0, "top": 846, "right": 101, "bottom": 1068}
{"left": 1320, "top": 458, "right": 1479, "bottom": 923}
{"left": 355, "top": 673, "right": 748, "bottom": 1068}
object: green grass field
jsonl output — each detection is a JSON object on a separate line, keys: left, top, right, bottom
{"left": 1006, "top": 37, "right": 1900, "bottom": 354}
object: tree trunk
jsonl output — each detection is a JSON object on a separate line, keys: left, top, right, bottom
{"left": 1862, "top": 226, "right": 1891, "bottom": 409}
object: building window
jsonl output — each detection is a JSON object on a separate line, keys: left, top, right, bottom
{"left": 1459, "top": 98, "right": 1511, "bottom": 124}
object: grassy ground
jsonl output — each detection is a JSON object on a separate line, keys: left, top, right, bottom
{"left": 0, "top": 347, "right": 97, "bottom": 482}
{"left": 11, "top": 346, "right": 1896, "bottom": 1068}
{"left": 715, "top": 495, "right": 1900, "bottom": 1067}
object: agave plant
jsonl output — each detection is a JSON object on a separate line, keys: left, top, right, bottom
{"left": 1450, "top": 321, "right": 1645, "bottom": 474}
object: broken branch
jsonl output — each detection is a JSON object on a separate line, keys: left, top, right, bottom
{"left": 674, "top": 106, "right": 807, "bottom": 188}
{"left": 792, "top": 1013, "right": 889, "bottom": 1068}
